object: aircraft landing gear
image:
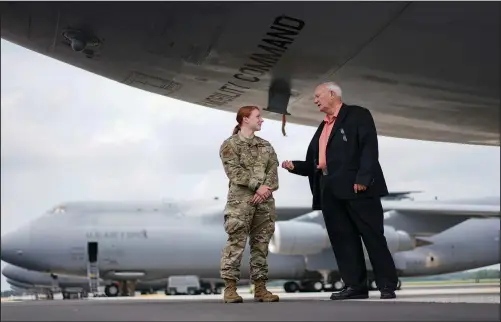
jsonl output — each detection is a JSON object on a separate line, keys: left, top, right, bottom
{"left": 367, "top": 279, "right": 402, "bottom": 291}
{"left": 283, "top": 279, "right": 330, "bottom": 293}
{"left": 213, "top": 282, "right": 225, "bottom": 295}
{"left": 283, "top": 281, "right": 300, "bottom": 293}
{"left": 199, "top": 280, "right": 213, "bottom": 294}
{"left": 120, "top": 280, "right": 137, "bottom": 296}
{"left": 331, "top": 279, "right": 345, "bottom": 291}
{"left": 284, "top": 273, "right": 400, "bottom": 293}
{"left": 282, "top": 272, "right": 346, "bottom": 293}
{"left": 302, "top": 280, "right": 324, "bottom": 292}
{"left": 104, "top": 283, "right": 119, "bottom": 297}
{"left": 49, "top": 273, "right": 60, "bottom": 297}
{"left": 368, "top": 279, "right": 378, "bottom": 291}
{"left": 103, "top": 280, "right": 137, "bottom": 297}
{"left": 61, "top": 291, "right": 82, "bottom": 300}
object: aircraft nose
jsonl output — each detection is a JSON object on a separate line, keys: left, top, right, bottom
{"left": 1, "top": 229, "right": 31, "bottom": 267}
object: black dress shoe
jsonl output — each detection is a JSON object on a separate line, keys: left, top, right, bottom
{"left": 380, "top": 288, "right": 396, "bottom": 299}
{"left": 330, "top": 287, "right": 369, "bottom": 300}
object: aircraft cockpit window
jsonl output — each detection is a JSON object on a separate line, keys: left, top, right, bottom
{"left": 39, "top": 205, "right": 67, "bottom": 219}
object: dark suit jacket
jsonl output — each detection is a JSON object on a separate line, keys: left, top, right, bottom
{"left": 289, "top": 103, "right": 389, "bottom": 210}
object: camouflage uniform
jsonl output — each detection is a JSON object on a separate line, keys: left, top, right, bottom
{"left": 219, "top": 133, "right": 280, "bottom": 302}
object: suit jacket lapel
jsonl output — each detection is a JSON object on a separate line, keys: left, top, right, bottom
{"left": 314, "top": 121, "right": 324, "bottom": 140}
{"left": 327, "top": 103, "right": 349, "bottom": 147}
{"left": 311, "top": 121, "right": 324, "bottom": 154}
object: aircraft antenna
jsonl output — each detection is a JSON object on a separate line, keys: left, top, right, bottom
{"left": 282, "top": 114, "right": 287, "bottom": 136}
{"left": 265, "top": 77, "right": 291, "bottom": 137}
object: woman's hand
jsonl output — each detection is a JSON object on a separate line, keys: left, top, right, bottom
{"left": 250, "top": 185, "right": 273, "bottom": 204}
{"left": 256, "top": 185, "right": 272, "bottom": 198}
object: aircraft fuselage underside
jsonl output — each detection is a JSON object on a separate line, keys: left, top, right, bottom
{"left": 0, "top": 1, "right": 499, "bottom": 145}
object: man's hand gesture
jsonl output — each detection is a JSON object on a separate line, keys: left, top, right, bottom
{"left": 281, "top": 160, "right": 294, "bottom": 170}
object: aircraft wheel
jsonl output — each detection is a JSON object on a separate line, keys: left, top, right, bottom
{"left": 312, "top": 281, "right": 324, "bottom": 292}
{"left": 105, "top": 284, "right": 119, "bottom": 297}
{"left": 368, "top": 279, "right": 378, "bottom": 291}
{"left": 165, "top": 288, "right": 176, "bottom": 296}
{"left": 213, "top": 282, "right": 225, "bottom": 294}
{"left": 300, "top": 280, "right": 324, "bottom": 292}
{"left": 333, "top": 280, "right": 345, "bottom": 291}
{"left": 396, "top": 279, "right": 402, "bottom": 290}
{"left": 283, "top": 281, "right": 300, "bottom": 293}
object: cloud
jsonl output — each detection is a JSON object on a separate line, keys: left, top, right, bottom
{"left": 1, "top": 39, "right": 499, "bottom": 290}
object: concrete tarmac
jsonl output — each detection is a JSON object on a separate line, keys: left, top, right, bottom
{"left": 2, "top": 287, "right": 500, "bottom": 321}
{"left": 2, "top": 300, "right": 499, "bottom": 321}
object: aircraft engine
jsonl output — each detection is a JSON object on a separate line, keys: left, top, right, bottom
{"left": 269, "top": 221, "right": 330, "bottom": 255}
{"left": 362, "top": 225, "right": 414, "bottom": 258}
{"left": 383, "top": 225, "right": 414, "bottom": 252}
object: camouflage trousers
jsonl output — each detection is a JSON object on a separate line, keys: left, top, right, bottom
{"left": 220, "top": 197, "right": 277, "bottom": 282}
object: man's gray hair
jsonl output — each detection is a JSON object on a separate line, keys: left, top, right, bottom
{"left": 320, "top": 82, "right": 342, "bottom": 98}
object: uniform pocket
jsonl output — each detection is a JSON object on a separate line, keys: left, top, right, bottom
{"left": 223, "top": 199, "right": 251, "bottom": 236}
{"left": 223, "top": 214, "right": 247, "bottom": 235}
{"left": 266, "top": 201, "right": 277, "bottom": 223}
{"left": 224, "top": 199, "right": 243, "bottom": 215}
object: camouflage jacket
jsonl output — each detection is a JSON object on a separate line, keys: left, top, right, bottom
{"left": 219, "top": 133, "right": 279, "bottom": 194}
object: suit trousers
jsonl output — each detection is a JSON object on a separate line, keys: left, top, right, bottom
{"left": 320, "top": 176, "right": 398, "bottom": 291}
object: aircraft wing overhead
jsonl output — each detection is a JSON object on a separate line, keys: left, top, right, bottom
{"left": 0, "top": 2, "right": 498, "bottom": 146}
{"left": 382, "top": 201, "right": 500, "bottom": 217}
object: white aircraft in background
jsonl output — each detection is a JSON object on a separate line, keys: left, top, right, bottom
{"left": 1, "top": 195, "right": 499, "bottom": 297}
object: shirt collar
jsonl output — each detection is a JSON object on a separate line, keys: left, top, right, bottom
{"left": 237, "top": 132, "right": 257, "bottom": 145}
{"left": 324, "top": 113, "right": 336, "bottom": 124}
{"left": 324, "top": 104, "right": 341, "bottom": 124}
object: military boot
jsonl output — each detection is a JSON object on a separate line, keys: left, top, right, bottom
{"left": 253, "top": 279, "right": 279, "bottom": 302}
{"left": 223, "top": 279, "right": 243, "bottom": 303}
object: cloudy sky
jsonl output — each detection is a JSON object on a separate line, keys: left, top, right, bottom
{"left": 1, "top": 39, "right": 499, "bottom": 290}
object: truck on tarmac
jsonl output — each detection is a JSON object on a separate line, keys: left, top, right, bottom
{"left": 165, "top": 275, "right": 203, "bottom": 295}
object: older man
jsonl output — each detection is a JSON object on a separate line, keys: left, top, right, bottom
{"left": 282, "top": 82, "right": 398, "bottom": 300}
